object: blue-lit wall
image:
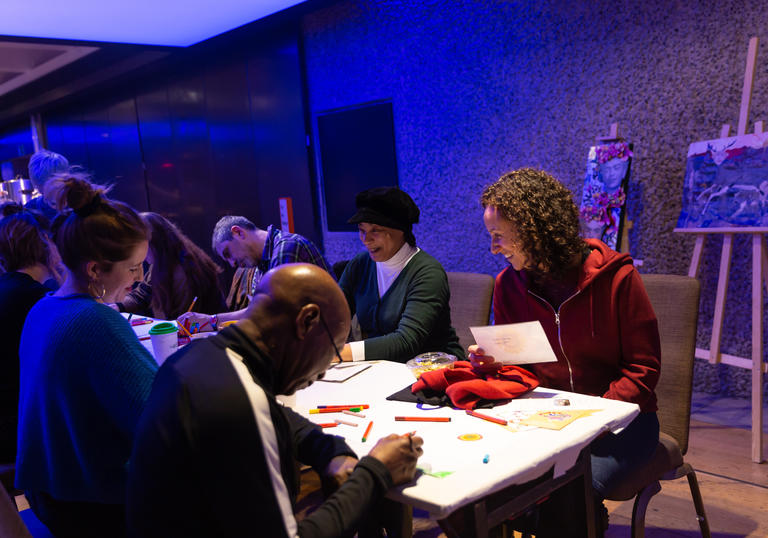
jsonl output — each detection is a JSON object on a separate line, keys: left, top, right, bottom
{"left": 0, "top": 122, "right": 35, "bottom": 179}
{"left": 302, "top": 0, "right": 768, "bottom": 399}
{"left": 41, "top": 30, "right": 318, "bottom": 273}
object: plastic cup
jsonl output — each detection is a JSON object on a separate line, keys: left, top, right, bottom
{"left": 148, "top": 322, "right": 179, "bottom": 366}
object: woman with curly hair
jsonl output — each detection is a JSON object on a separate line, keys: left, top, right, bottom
{"left": 119, "top": 212, "right": 226, "bottom": 320}
{"left": 470, "top": 168, "right": 660, "bottom": 537}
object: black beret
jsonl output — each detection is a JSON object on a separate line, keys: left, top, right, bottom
{"left": 347, "top": 187, "right": 420, "bottom": 232}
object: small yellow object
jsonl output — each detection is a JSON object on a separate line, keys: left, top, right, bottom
{"left": 458, "top": 433, "right": 483, "bottom": 441}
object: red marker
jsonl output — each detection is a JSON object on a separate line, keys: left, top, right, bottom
{"left": 466, "top": 409, "right": 508, "bottom": 426}
{"left": 318, "top": 423, "right": 337, "bottom": 428}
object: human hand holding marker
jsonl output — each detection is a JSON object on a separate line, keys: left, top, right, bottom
{"left": 176, "top": 312, "right": 214, "bottom": 333}
{"left": 368, "top": 433, "right": 423, "bottom": 485}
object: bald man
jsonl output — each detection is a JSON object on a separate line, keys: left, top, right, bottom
{"left": 126, "top": 264, "right": 423, "bottom": 537}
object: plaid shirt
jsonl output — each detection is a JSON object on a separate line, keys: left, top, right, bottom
{"left": 250, "top": 225, "right": 333, "bottom": 295}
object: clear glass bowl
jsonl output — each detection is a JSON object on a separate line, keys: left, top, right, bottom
{"left": 406, "top": 352, "right": 457, "bottom": 379}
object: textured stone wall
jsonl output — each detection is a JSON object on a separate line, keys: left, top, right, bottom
{"left": 302, "top": 0, "right": 768, "bottom": 399}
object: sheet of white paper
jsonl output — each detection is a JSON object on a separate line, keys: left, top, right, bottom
{"left": 319, "top": 363, "right": 372, "bottom": 383}
{"left": 470, "top": 321, "right": 557, "bottom": 365}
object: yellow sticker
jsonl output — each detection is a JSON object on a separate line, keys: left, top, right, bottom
{"left": 458, "top": 433, "right": 483, "bottom": 441}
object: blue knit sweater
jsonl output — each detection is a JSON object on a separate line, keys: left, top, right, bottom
{"left": 16, "top": 294, "right": 158, "bottom": 503}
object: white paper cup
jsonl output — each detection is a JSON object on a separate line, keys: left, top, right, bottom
{"left": 148, "top": 322, "right": 179, "bottom": 366}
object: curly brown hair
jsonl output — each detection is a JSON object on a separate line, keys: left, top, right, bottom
{"left": 481, "top": 168, "right": 586, "bottom": 279}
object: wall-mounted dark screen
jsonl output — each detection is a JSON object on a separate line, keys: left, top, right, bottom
{"left": 317, "top": 102, "right": 398, "bottom": 231}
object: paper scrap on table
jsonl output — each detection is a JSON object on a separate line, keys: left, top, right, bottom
{"left": 319, "top": 363, "right": 372, "bottom": 383}
{"left": 520, "top": 409, "right": 600, "bottom": 430}
{"left": 470, "top": 321, "right": 557, "bottom": 365}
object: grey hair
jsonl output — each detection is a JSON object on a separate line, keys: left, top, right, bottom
{"left": 28, "top": 150, "right": 69, "bottom": 190}
{"left": 211, "top": 215, "right": 257, "bottom": 251}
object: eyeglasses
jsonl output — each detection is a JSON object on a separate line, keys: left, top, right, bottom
{"left": 319, "top": 314, "right": 343, "bottom": 363}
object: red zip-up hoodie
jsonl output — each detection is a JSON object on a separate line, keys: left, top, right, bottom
{"left": 493, "top": 238, "right": 660, "bottom": 412}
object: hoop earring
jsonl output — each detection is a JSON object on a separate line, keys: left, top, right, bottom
{"left": 89, "top": 280, "right": 106, "bottom": 301}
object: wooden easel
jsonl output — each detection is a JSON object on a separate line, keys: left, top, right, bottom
{"left": 595, "top": 122, "right": 633, "bottom": 254}
{"left": 674, "top": 36, "right": 766, "bottom": 463}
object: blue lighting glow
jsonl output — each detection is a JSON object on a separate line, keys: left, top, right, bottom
{"left": 0, "top": 0, "right": 305, "bottom": 47}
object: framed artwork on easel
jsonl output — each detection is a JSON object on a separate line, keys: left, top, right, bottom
{"left": 579, "top": 140, "right": 633, "bottom": 250}
{"left": 676, "top": 131, "right": 768, "bottom": 228}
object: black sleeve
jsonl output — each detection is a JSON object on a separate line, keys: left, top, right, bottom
{"left": 298, "top": 456, "right": 393, "bottom": 538}
{"left": 337, "top": 255, "right": 359, "bottom": 317}
{"left": 283, "top": 406, "right": 357, "bottom": 472}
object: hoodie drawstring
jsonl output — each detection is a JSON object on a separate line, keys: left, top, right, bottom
{"left": 589, "top": 286, "right": 595, "bottom": 338}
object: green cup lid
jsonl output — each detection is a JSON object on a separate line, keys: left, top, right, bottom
{"left": 148, "top": 322, "right": 178, "bottom": 335}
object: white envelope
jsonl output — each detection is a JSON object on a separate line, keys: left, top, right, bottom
{"left": 470, "top": 321, "right": 557, "bottom": 365}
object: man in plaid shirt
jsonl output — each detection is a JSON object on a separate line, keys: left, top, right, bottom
{"left": 177, "top": 216, "right": 332, "bottom": 329}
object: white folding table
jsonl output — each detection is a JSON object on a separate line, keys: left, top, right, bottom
{"left": 295, "top": 360, "right": 640, "bottom": 537}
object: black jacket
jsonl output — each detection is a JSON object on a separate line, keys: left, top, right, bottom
{"left": 127, "top": 326, "right": 392, "bottom": 537}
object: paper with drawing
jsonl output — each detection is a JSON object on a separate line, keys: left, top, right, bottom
{"left": 470, "top": 321, "right": 557, "bottom": 365}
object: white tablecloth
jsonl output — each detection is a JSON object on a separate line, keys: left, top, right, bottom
{"left": 295, "top": 360, "right": 639, "bottom": 519}
{"left": 126, "top": 314, "right": 211, "bottom": 359}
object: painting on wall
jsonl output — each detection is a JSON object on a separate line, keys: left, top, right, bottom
{"left": 579, "top": 141, "right": 633, "bottom": 250}
{"left": 676, "top": 132, "right": 768, "bottom": 228}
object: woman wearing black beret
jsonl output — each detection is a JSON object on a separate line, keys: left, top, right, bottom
{"left": 337, "top": 186, "right": 464, "bottom": 362}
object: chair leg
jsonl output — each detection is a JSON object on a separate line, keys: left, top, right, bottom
{"left": 630, "top": 480, "right": 661, "bottom": 538}
{"left": 685, "top": 470, "right": 712, "bottom": 538}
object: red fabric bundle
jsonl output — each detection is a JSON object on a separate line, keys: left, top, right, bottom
{"left": 411, "top": 360, "right": 539, "bottom": 410}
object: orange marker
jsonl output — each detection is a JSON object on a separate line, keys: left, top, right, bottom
{"left": 394, "top": 416, "right": 451, "bottom": 422}
{"left": 466, "top": 409, "right": 508, "bottom": 426}
{"left": 362, "top": 421, "right": 373, "bottom": 442}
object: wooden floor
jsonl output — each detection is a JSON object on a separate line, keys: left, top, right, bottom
{"left": 603, "top": 419, "right": 768, "bottom": 538}
{"left": 15, "top": 420, "right": 768, "bottom": 537}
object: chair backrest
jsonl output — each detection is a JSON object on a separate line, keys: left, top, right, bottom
{"left": 446, "top": 271, "right": 495, "bottom": 353}
{"left": 0, "top": 481, "right": 31, "bottom": 538}
{"left": 640, "top": 274, "right": 700, "bottom": 455}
